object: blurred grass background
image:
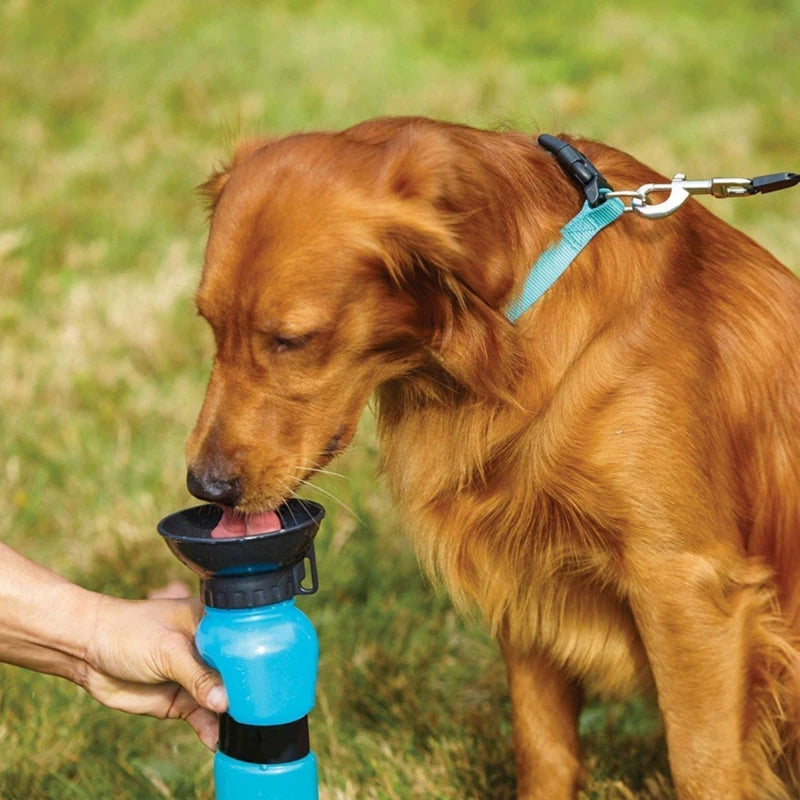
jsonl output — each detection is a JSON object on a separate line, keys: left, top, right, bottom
{"left": 1, "top": 0, "right": 798, "bottom": 797}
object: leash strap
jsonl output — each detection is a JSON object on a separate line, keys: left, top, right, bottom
{"left": 505, "top": 134, "right": 797, "bottom": 322}
{"left": 505, "top": 195, "right": 624, "bottom": 323}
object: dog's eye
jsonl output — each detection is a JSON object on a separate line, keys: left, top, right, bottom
{"left": 271, "top": 332, "right": 315, "bottom": 353}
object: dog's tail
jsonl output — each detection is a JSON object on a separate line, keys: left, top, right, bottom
{"left": 740, "top": 562, "right": 800, "bottom": 799}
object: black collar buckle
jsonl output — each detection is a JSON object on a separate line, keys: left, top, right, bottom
{"left": 538, "top": 133, "right": 613, "bottom": 208}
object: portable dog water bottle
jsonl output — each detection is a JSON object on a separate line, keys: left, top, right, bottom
{"left": 157, "top": 499, "right": 326, "bottom": 800}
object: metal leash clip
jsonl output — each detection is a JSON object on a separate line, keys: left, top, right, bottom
{"left": 606, "top": 171, "right": 799, "bottom": 220}
{"left": 606, "top": 174, "right": 751, "bottom": 219}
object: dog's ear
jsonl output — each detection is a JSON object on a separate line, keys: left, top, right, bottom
{"left": 380, "top": 220, "right": 520, "bottom": 401}
{"left": 375, "top": 130, "right": 524, "bottom": 401}
{"left": 198, "top": 137, "right": 273, "bottom": 216}
{"left": 377, "top": 126, "right": 530, "bottom": 310}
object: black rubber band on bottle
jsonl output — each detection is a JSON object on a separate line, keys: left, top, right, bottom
{"left": 218, "top": 713, "right": 311, "bottom": 765}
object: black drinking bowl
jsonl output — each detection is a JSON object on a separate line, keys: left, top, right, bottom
{"left": 157, "top": 498, "right": 326, "bottom": 578}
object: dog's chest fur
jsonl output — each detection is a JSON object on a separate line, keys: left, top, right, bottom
{"left": 377, "top": 393, "right": 654, "bottom": 698}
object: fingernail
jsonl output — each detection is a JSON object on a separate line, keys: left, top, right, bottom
{"left": 208, "top": 685, "right": 228, "bottom": 712}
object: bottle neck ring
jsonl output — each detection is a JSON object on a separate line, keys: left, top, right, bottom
{"left": 201, "top": 543, "right": 318, "bottom": 609}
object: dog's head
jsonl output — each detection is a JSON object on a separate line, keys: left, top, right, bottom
{"left": 186, "top": 118, "right": 562, "bottom": 513}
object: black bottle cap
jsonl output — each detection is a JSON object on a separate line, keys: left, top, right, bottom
{"left": 201, "top": 546, "right": 318, "bottom": 608}
{"left": 157, "top": 499, "right": 324, "bottom": 608}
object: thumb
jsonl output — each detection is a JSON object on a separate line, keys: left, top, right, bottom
{"left": 168, "top": 643, "right": 228, "bottom": 714}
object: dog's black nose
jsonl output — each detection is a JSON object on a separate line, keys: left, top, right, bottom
{"left": 186, "top": 470, "right": 242, "bottom": 506}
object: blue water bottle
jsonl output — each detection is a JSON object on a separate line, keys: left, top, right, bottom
{"left": 158, "top": 499, "right": 326, "bottom": 800}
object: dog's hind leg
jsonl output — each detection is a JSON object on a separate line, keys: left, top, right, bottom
{"left": 626, "top": 548, "right": 792, "bottom": 800}
{"left": 501, "top": 640, "right": 583, "bottom": 800}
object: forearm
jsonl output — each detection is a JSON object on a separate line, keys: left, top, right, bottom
{"left": 0, "top": 542, "right": 98, "bottom": 685}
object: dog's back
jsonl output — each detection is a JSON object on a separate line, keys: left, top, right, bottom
{"left": 695, "top": 215, "right": 800, "bottom": 622}
{"left": 560, "top": 138, "right": 800, "bottom": 613}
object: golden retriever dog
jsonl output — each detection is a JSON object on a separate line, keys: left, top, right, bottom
{"left": 184, "top": 116, "right": 800, "bottom": 799}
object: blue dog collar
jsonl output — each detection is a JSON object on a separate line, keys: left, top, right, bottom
{"left": 505, "top": 195, "right": 624, "bottom": 322}
{"left": 505, "top": 134, "right": 625, "bottom": 323}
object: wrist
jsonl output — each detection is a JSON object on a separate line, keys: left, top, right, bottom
{"left": 60, "top": 583, "right": 102, "bottom": 676}
{"left": 0, "top": 566, "right": 97, "bottom": 685}
{"left": 32, "top": 580, "right": 99, "bottom": 686}
{"left": 0, "top": 543, "right": 110, "bottom": 688}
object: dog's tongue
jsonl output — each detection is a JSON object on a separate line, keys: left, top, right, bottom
{"left": 211, "top": 507, "right": 282, "bottom": 539}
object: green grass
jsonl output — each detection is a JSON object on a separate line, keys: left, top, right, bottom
{"left": 1, "top": 0, "right": 798, "bottom": 797}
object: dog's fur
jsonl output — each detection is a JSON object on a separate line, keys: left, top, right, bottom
{"left": 186, "top": 117, "right": 800, "bottom": 799}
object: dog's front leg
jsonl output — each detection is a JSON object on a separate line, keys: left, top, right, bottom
{"left": 501, "top": 639, "right": 583, "bottom": 799}
{"left": 627, "top": 550, "right": 766, "bottom": 800}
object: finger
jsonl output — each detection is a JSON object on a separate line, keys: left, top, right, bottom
{"left": 184, "top": 704, "right": 221, "bottom": 751}
{"left": 88, "top": 675, "right": 186, "bottom": 717}
{"left": 147, "top": 581, "right": 193, "bottom": 600}
{"left": 165, "top": 640, "right": 228, "bottom": 713}
{"left": 164, "top": 685, "right": 221, "bottom": 750}
{"left": 93, "top": 679, "right": 220, "bottom": 750}
{"left": 165, "top": 596, "right": 206, "bottom": 632}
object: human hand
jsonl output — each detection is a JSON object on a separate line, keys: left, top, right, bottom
{"left": 81, "top": 593, "right": 227, "bottom": 749}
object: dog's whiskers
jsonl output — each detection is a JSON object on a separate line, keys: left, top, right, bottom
{"left": 293, "top": 477, "right": 361, "bottom": 523}
{"left": 291, "top": 464, "right": 351, "bottom": 482}
{"left": 276, "top": 478, "right": 302, "bottom": 528}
